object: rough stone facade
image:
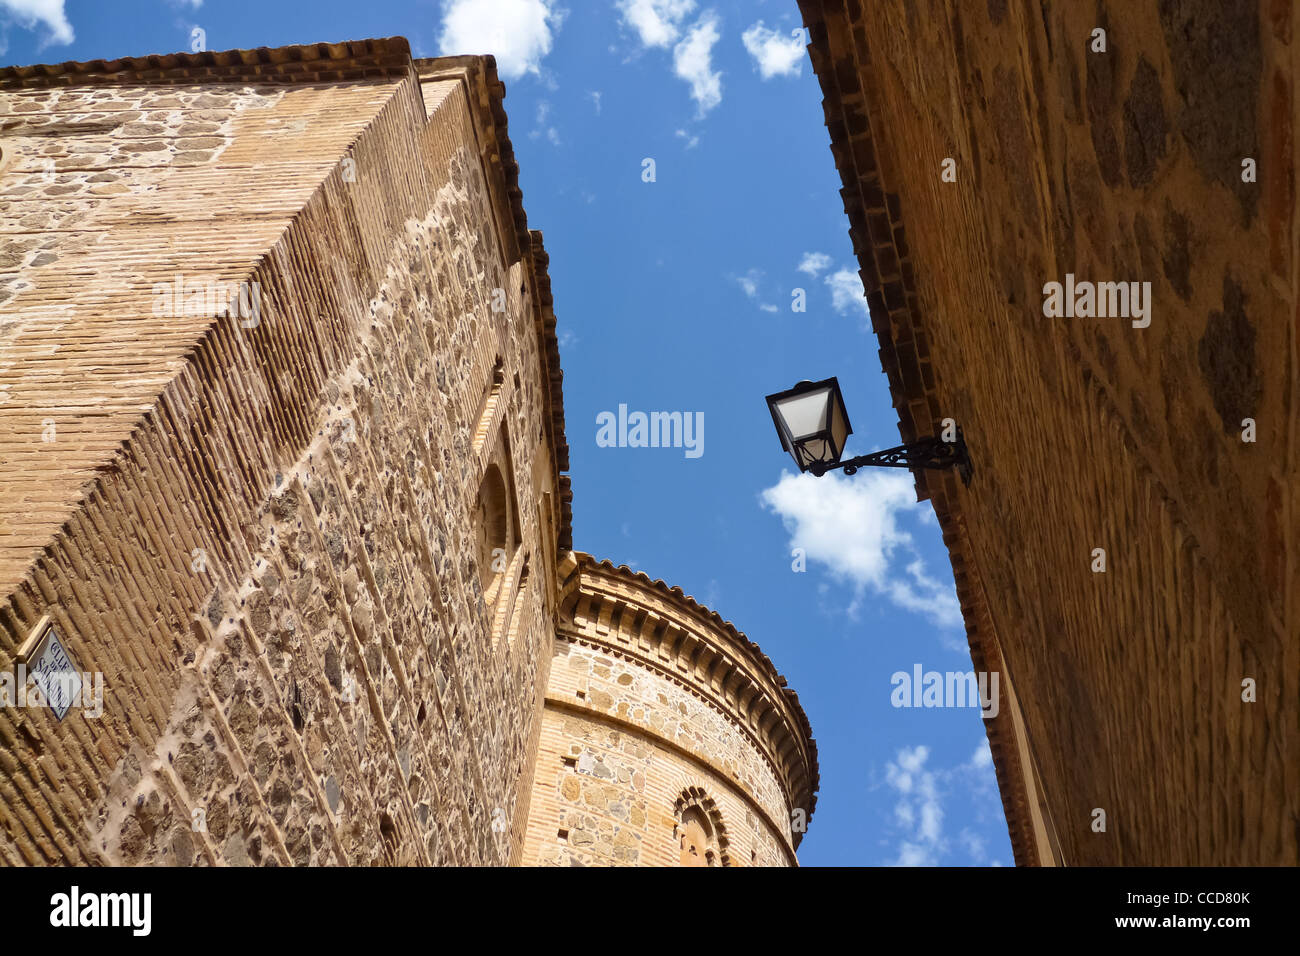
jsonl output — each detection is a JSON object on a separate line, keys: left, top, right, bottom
{"left": 0, "top": 41, "right": 816, "bottom": 866}
{"left": 520, "top": 555, "right": 817, "bottom": 867}
{"left": 0, "top": 42, "right": 572, "bottom": 866}
{"left": 799, "top": 0, "right": 1298, "bottom": 864}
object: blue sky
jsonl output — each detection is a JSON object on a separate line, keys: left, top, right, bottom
{"left": 1, "top": 0, "right": 1011, "bottom": 867}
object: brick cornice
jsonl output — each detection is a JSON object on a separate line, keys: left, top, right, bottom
{"left": 0, "top": 38, "right": 414, "bottom": 88}
{"left": 413, "top": 55, "right": 572, "bottom": 556}
{"left": 559, "top": 552, "right": 819, "bottom": 843}
{"left": 797, "top": 0, "right": 1040, "bottom": 864}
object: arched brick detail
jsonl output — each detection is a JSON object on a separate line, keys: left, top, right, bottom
{"left": 673, "top": 785, "right": 732, "bottom": 867}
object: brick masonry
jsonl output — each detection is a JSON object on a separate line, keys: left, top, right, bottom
{"left": 0, "top": 43, "right": 577, "bottom": 865}
{"left": 800, "top": 0, "right": 1298, "bottom": 864}
{"left": 520, "top": 555, "right": 818, "bottom": 867}
{"left": 0, "top": 41, "right": 815, "bottom": 867}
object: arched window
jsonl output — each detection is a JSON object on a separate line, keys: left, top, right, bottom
{"left": 475, "top": 462, "right": 510, "bottom": 605}
{"left": 678, "top": 805, "right": 717, "bottom": 866}
{"left": 472, "top": 371, "right": 524, "bottom": 652}
{"left": 674, "top": 787, "right": 731, "bottom": 866}
{"left": 503, "top": 560, "right": 531, "bottom": 652}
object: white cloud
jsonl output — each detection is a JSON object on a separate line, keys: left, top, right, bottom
{"left": 741, "top": 20, "right": 804, "bottom": 79}
{"left": 616, "top": 0, "right": 695, "bottom": 48}
{"left": 529, "top": 100, "right": 560, "bottom": 145}
{"left": 733, "top": 268, "right": 778, "bottom": 313}
{"left": 675, "top": 128, "right": 700, "bottom": 150}
{"left": 894, "top": 842, "right": 934, "bottom": 867}
{"left": 881, "top": 741, "right": 1002, "bottom": 866}
{"left": 588, "top": 90, "right": 602, "bottom": 113}
{"left": 438, "top": 0, "right": 560, "bottom": 81}
{"left": 672, "top": 13, "right": 722, "bottom": 115}
{"left": 735, "top": 269, "right": 760, "bottom": 298}
{"left": 760, "top": 469, "right": 962, "bottom": 629}
{"left": 958, "top": 828, "right": 987, "bottom": 862}
{"left": 618, "top": 3, "right": 722, "bottom": 117}
{"left": 0, "top": 0, "right": 74, "bottom": 47}
{"left": 825, "top": 267, "right": 871, "bottom": 322}
{"left": 797, "top": 251, "right": 832, "bottom": 277}
{"left": 884, "top": 745, "right": 943, "bottom": 865}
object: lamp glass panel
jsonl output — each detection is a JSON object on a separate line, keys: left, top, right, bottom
{"left": 798, "top": 437, "right": 833, "bottom": 468}
{"left": 828, "top": 389, "right": 850, "bottom": 459}
{"left": 774, "top": 387, "right": 831, "bottom": 442}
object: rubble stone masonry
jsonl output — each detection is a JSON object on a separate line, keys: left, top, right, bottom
{"left": 0, "top": 40, "right": 814, "bottom": 867}
{"left": 520, "top": 555, "right": 818, "bottom": 867}
{"left": 0, "top": 43, "right": 572, "bottom": 865}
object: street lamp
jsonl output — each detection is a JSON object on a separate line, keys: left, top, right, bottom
{"left": 765, "top": 377, "right": 973, "bottom": 485}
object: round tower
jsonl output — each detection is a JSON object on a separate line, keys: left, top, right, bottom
{"left": 519, "top": 553, "right": 818, "bottom": 866}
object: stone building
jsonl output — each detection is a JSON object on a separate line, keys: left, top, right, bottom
{"left": 520, "top": 554, "right": 817, "bottom": 866}
{"left": 798, "top": 0, "right": 1297, "bottom": 864}
{"left": 0, "top": 40, "right": 816, "bottom": 866}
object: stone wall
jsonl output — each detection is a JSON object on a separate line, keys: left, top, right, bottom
{"left": 800, "top": 0, "right": 1298, "bottom": 864}
{"left": 0, "top": 45, "right": 567, "bottom": 865}
{"left": 520, "top": 556, "right": 818, "bottom": 866}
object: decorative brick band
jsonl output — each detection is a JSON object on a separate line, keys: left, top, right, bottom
{"left": 559, "top": 553, "right": 819, "bottom": 839}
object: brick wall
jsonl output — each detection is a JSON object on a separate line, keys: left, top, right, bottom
{"left": 801, "top": 0, "right": 1297, "bottom": 864}
{"left": 0, "top": 46, "right": 568, "bottom": 865}
{"left": 520, "top": 556, "right": 818, "bottom": 866}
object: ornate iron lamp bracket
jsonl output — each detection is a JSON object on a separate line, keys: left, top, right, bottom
{"left": 809, "top": 429, "right": 974, "bottom": 487}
